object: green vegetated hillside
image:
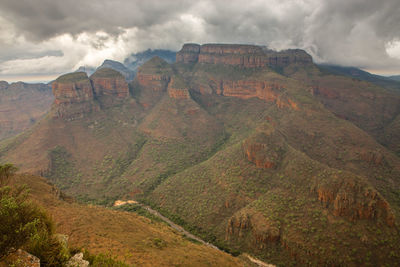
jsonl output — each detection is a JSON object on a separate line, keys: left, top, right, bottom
{"left": 1, "top": 44, "right": 400, "bottom": 266}
{"left": 2, "top": 171, "right": 246, "bottom": 266}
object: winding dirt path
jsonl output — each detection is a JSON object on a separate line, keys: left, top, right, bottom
{"left": 135, "top": 202, "right": 275, "bottom": 267}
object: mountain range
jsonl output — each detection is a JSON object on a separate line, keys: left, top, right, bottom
{"left": 1, "top": 43, "right": 400, "bottom": 266}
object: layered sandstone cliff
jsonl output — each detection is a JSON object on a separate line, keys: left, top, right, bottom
{"left": 242, "top": 131, "right": 287, "bottom": 169}
{"left": 313, "top": 175, "right": 395, "bottom": 226}
{"left": 226, "top": 210, "right": 280, "bottom": 250}
{"left": 135, "top": 56, "right": 172, "bottom": 92}
{"left": 52, "top": 69, "right": 131, "bottom": 118}
{"left": 176, "top": 43, "right": 312, "bottom": 67}
{"left": 52, "top": 72, "right": 98, "bottom": 119}
{"left": 90, "top": 68, "right": 129, "bottom": 98}
{"left": 52, "top": 72, "right": 94, "bottom": 104}
{"left": 167, "top": 76, "right": 190, "bottom": 99}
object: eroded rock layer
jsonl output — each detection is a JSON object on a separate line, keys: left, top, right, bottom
{"left": 176, "top": 43, "right": 312, "bottom": 67}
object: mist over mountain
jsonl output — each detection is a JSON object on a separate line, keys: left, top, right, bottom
{"left": 2, "top": 1, "right": 400, "bottom": 266}
{"left": 1, "top": 42, "right": 400, "bottom": 266}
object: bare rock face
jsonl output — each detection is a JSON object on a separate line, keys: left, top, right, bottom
{"left": 52, "top": 72, "right": 94, "bottom": 104}
{"left": 133, "top": 56, "right": 173, "bottom": 108}
{"left": 226, "top": 210, "right": 280, "bottom": 250}
{"left": 242, "top": 127, "right": 287, "bottom": 169}
{"left": 176, "top": 43, "right": 201, "bottom": 63}
{"left": 91, "top": 68, "right": 129, "bottom": 98}
{"left": 135, "top": 56, "right": 172, "bottom": 92}
{"left": 136, "top": 73, "right": 170, "bottom": 92}
{"left": 313, "top": 175, "right": 395, "bottom": 226}
{"left": 52, "top": 72, "right": 99, "bottom": 119}
{"left": 176, "top": 43, "right": 312, "bottom": 68}
{"left": 52, "top": 69, "right": 132, "bottom": 118}
{"left": 167, "top": 76, "right": 190, "bottom": 99}
{"left": 219, "top": 80, "right": 299, "bottom": 110}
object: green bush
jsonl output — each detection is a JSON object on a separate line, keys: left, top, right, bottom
{"left": 0, "top": 163, "right": 69, "bottom": 265}
{"left": 0, "top": 184, "right": 37, "bottom": 259}
{"left": 0, "top": 163, "right": 17, "bottom": 187}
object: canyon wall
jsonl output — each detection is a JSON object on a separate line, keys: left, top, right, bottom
{"left": 52, "top": 69, "right": 130, "bottom": 119}
{"left": 176, "top": 43, "right": 313, "bottom": 67}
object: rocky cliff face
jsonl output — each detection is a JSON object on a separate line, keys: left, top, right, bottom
{"left": 52, "top": 69, "right": 131, "bottom": 119}
{"left": 220, "top": 80, "right": 299, "bottom": 109}
{"left": 167, "top": 76, "right": 190, "bottom": 99}
{"left": 242, "top": 130, "right": 287, "bottom": 169}
{"left": 135, "top": 57, "right": 172, "bottom": 92}
{"left": 176, "top": 43, "right": 312, "bottom": 68}
{"left": 226, "top": 210, "right": 280, "bottom": 250}
{"left": 312, "top": 175, "right": 395, "bottom": 226}
{"left": 136, "top": 73, "right": 170, "bottom": 92}
{"left": 52, "top": 72, "right": 94, "bottom": 104}
{"left": 52, "top": 72, "right": 98, "bottom": 119}
{"left": 90, "top": 68, "right": 129, "bottom": 98}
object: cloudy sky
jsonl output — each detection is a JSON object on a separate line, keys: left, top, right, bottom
{"left": 1, "top": 0, "right": 400, "bottom": 82}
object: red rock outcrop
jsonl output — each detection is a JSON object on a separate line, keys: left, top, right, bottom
{"left": 90, "top": 68, "right": 129, "bottom": 98}
{"left": 226, "top": 210, "right": 280, "bottom": 249}
{"left": 136, "top": 73, "right": 170, "bottom": 91}
{"left": 167, "top": 77, "right": 190, "bottom": 99}
{"left": 175, "top": 43, "right": 200, "bottom": 63}
{"left": 135, "top": 56, "right": 172, "bottom": 92}
{"left": 207, "top": 79, "right": 299, "bottom": 110}
{"left": 176, "top": 43, "right": 313, "bottom": 68}
{"left": 168, "top": 88, "right": 190, "bottom": 99}
{"left": 313, "top": 176, "right": 395, "bottom": 226}
{"left": 242, "top": 131, "right": 286, "bottom": 169}
{"left": 52, "top": 72, "right": 98, "bottom": 119}
{"left": 52, "top": 72, "right": 94, "bottom": 105}
{"left": 243, "top": 142, "right": 277, "bottom": 168}
{"left": 92, "top": 77, "right": 129, "bottom": 97}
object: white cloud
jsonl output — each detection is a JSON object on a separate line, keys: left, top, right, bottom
{"left": 1, "top": 0, "right": 400, "bottom": 80}
{"left": 386, "top": 39, "right": 400, "bottom": 60}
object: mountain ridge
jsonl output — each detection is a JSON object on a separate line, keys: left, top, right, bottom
{"left": 1, "top": 43, "right": 400, "bottom": 266}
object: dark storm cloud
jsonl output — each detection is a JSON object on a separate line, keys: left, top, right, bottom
{"left": 0, "top": 0, "right": 190, "bottom": 40}
{"left": 1, "top": 0, "right": 400, "bottom": 78}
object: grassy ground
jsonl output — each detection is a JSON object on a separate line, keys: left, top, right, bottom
{"left": 10, "top": 173, "right": 248, "bottom": 267}
{"left": 1, "top": 59, "right": 400, "bottom": 266}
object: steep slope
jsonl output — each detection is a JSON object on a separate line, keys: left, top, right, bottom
{"left": 287, "top": 68, "right": 400, "bottom": 155}
{"left": 0, "top": 81, "right": 53, "bottom": 141}
{"left": 1, "top": 43, "right": 400, "bottom": 266}
{"left": 149, "top": 94, "right": 400, "bottom": 265}
{"left": 9, "top": 173, "right": 246, "bottom": 266}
